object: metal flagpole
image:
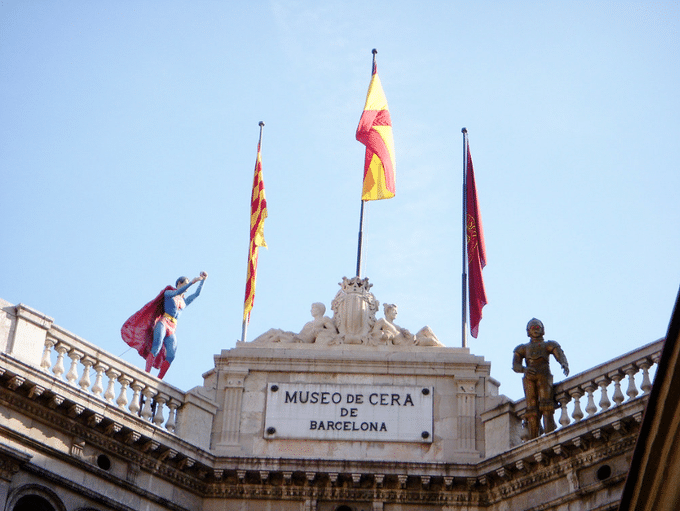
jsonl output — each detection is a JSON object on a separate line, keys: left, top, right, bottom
{"left": 356, "top": 200, "right": 366, "bottom": 277}
{"left": 461, "top": 127, "right": 469, "bottom": 348}
{"left": 356, "top": 49, "right": 378, "bottom": 278}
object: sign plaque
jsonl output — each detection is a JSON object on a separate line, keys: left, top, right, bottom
{"left": 264, "top": 383, "right": 433, "bottom": 443}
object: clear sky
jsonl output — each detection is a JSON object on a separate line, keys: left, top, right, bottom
{"left": 1, "top": 1, "right": 678, "bottom": 401}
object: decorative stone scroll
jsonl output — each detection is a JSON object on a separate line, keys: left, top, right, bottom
{"left": 248, "top": 277, "right": 444, "bottom": 348}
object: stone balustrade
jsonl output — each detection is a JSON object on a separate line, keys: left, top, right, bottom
{"left": 0, "top": 301, "right": 213, "bottom": 440}
{"left": 39, "top": 322, "right": 185, "bottom": 434}
{"left": 482, "top": 338, "right": 664, "bottom": 457}
{"left": 513, "top": 338, "right": 664, "bottom": 440}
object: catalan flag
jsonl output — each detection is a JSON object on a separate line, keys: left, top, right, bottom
{"left": 243, "top": 125, "right": 267, "bottom": 323}
{"left": 465, "top": 140, "right": 487, "bottom": 338}
{"left": 356, "top": 61, "right": 395, "bottom": 201}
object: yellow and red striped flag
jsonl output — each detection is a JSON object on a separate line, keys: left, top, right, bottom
{"left": 356, "top": 61, "right": 395, "bottom": 200}
{"left": 243, "top": 127, "right": 268, "bottom": 322}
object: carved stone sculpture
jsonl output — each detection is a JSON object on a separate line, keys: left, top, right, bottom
{"left": 370, "top": 304, "right": 414, "bottom": 345}
{"left": 331, "top": 277, "right": 379, "bottom": 345}
{"left": 415, "top": 326, "right": 444, "bottom": 347}
{"left": 297, "top": 303, "right": 338, "bottom": 345}
{"left": 512, "top": 318, "right": 569, "bottom": 439}
{"left": 251, "top": 303, "right": 338, "bottom": 345}
{"left": 250, "top": 328, "right": 297, "bottom": 344}
{"left": 247, "top": 277, "right": 443, "bottom": 349}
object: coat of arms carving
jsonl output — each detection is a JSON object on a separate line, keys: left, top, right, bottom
{"left": 331, "top": 276, "right": 379, "bottom": 345}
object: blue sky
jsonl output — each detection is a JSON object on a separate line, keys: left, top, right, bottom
{"left": 1, "top": 1, "right": 678, "bottom": 401}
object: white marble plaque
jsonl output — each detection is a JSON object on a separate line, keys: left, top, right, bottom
{"left": 264, "top": 383, "right": 433, "bottom": 442}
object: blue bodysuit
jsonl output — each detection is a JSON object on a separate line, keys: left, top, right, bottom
{"left": 150, "top": 279, "right": 204, "bottom": 363}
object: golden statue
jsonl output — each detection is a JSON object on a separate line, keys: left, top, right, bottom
{"left": 512, "top": 318, "right": 569, "bottom": 439}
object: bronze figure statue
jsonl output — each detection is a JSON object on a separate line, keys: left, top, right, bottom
{"left": 512, "top": 318, "right": 569, "bottom": 439}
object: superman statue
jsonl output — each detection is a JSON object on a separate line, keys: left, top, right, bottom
{"left": 121, "top": 272, "right": 207, "bottom": 379}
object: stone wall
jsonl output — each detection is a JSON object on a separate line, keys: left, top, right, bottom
{"left": 208, "top": 343, "right": 498, "bottom": 463}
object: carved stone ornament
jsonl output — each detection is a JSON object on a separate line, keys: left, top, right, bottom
{"left": 331, "top": 276, "right": 379, "bottom": 344}
{"left": 246, "top": 277, "right": 444, "bottom": 349}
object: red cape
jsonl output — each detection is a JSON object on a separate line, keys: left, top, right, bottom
{"left": 121, "top": 286, "right": 173, "bottom": 370}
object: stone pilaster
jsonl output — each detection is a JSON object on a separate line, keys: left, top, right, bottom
{"left": 215, "top": 368, "right": 249, "bottom": 448}
{"left": 456, "top": 380, "right": 478, "bottom": 452}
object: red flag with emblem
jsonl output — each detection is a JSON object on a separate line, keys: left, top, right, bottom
{"left": 466, "top": 141, "right": 487, "bottom": 338}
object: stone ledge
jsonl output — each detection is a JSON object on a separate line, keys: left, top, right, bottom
{"left": 215, "top": 345, "right": 492, "bottom": 377}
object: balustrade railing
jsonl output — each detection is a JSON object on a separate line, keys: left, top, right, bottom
{"left": 39, "top": 324, "right": 184, "bottom": 434}
{"left": 514, "top": 339, "right": 664, "bottom": 440}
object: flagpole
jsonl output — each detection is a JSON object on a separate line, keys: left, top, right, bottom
{"left": 242, "top": 121, "right": 265, "bottom": 343}
{"left": 355, "top": 49, "right": 378, "bottom": 278}
{"left": 356, "top": 200, "right": 366, "bottom": 277}
{"left": 461, "top": 127, "right": 469, "bottom": 348}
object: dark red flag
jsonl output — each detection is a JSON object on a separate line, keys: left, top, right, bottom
{"left": 466, "top": 142, "right": 487, "bottom": 338}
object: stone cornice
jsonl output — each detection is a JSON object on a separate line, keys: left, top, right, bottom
{"left": 215, "top": 345, "right": 492, "bottom": 377}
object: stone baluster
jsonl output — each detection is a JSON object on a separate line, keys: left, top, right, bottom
{"left": 129, "top": 381, "right": 144, "bottom": 415}
{"left": 141, "top": 387, "right": 157, "bottom": 422}
{"left": 639, "top": 360, "right": 653, "bottom": 394}
{"left": 556, "top": 393, "right": 571, "bottom": 427}
{"left": 116, "top": 375, "right": 132, "bottom": 409}
{"left": 92, "top": 363, "right": 107, "bottom": 397}
{"left": 519, "top": 420, "right": 530, "bottom": 442}
{"left": 623, "top": 364, "right": 639, "bottom": 400}
{"left": 517, "top": 409, "right": 530, "bottom": 442}
{"left": 79, "top": 356, "right": 95, "bottom": 392}
{"left": 52, "top": 343, "right": 69, "bottom": 379}
{"left": 595, "top": 376, "right": 611, "bottom": 412}
{"left": 153, "top": 394, "right": 167, "bottom": 427}
{"left": 569, "top": 388, "right": 584, "bottom": 422}
{"left": 65, "top": 349, "right": 83, "bottom": 386}
{"left": 609, "top": 371, "right": 625, "bottom": 406}
{"left": 166, "top": 399, "right": 179, "bottom": 433}
{"left": 104, "top": 368, "right": 121, "bottom": 404}
{"left": 583, "top": 384, "right": 598, "bottom": 417}
{"left": 40, "top": 338, "right": 56, "bottom": 372}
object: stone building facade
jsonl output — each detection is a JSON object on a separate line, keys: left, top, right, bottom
{"left": 0, "top": 281, "right": 662, "bottom": 510}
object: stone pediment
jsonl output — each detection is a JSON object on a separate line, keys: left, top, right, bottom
{"left": 243, "top": 277, "right": 444, "bottom": 348}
